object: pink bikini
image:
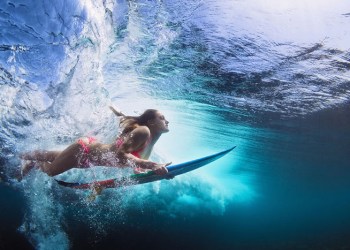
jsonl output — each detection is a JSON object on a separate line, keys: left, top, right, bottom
{"left": 77, "top": 137, "right": 96, "bottom": 167}
{"left": 77, "top": 135, "right": 150, "bottom": 168}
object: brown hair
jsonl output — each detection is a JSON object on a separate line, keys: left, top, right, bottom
{"left": 119, "top": 109, "right": 158, "bottom": 135}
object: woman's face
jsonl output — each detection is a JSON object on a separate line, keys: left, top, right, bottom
{"left": 148, "top": 112, "right": 169, "bottom": 133}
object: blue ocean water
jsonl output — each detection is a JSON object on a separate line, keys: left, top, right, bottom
{"left": 1, "top": 0, "right": 350, "bottom": 249}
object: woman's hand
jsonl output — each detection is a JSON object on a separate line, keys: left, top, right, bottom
{"left": 133, "top": 167, "right": 152, "bottom": 174}
{"left": 152, "top": 162, "right": 171, "bottom": 175}
{"left": 137, "top": 161, "right": 171, "bottom": 175}
{"left": 134, "top": 162, "right": 171, "bottom": 175}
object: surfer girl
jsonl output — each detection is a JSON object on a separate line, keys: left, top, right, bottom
{"left": 20, "top": 107, "right": 171, "bottom": 177}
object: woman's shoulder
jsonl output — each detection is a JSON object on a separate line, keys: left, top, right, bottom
{"left": 131, "top": 126, "right": 151, "bottom": 138}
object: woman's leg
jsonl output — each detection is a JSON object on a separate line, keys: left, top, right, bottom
{"left": 20, "top": 151, "right": 62, "bottom": 177}
{"left": 38, "top": 143, "right": 83, "bottom": 176}
{"left": 20, "top": 150, "right": 61, "bottom": 162}
{"left": 21, "top": 160, "right": 37, "bottom": 177}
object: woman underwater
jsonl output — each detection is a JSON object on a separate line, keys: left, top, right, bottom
{"left": 20, "top": 107, "right": 171, "bottom": 177}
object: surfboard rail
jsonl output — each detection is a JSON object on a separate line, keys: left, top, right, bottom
{"left": 55, "top": 146, "right": 236, "bottom": 189}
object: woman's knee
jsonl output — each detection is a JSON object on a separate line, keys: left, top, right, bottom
{"left": 19, "top": 151, "right": 36, "bottom": 160}
{"left": 39, "top": 162, "right": 55, "bottom": 176}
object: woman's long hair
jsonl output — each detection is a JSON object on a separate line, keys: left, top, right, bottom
{"left": 110, "top": 107, "right": 158, "bottom": 136}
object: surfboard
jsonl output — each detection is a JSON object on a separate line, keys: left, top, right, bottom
{"left": 56, "top": 146, "right": 236, "bottom": 189}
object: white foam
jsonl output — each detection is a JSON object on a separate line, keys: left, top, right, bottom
{"left": 19, "top": 172, "right": 69, "bottom": 250}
